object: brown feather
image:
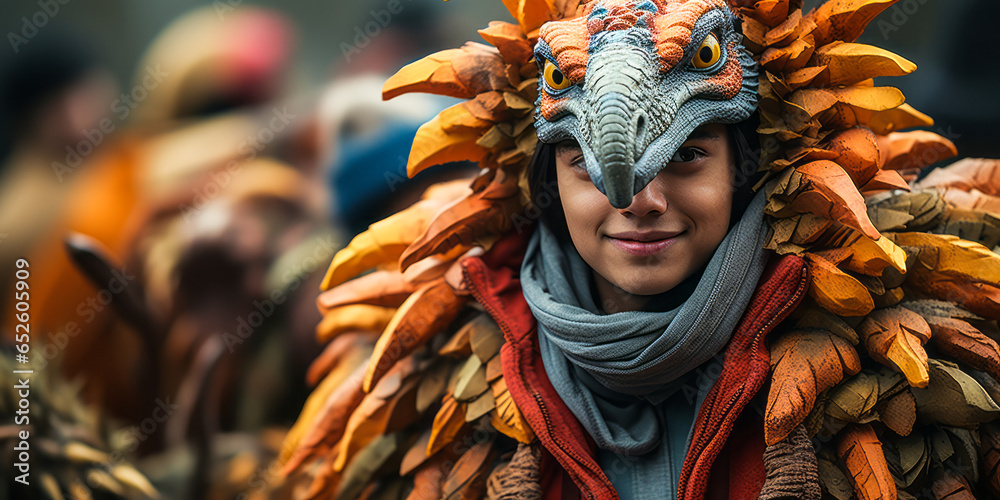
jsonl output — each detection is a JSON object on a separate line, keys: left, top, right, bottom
{"left": 980, "top": 423, "right": 1000, "bottom": 498}
{"left": 283, "top": 362, "right": 368, "bottom": 476}
{"left": 317, "top": 270, "right": 416, "bottom": 311}
{"left": 442, "top": 435, "right": 497, "bottom": 500}
{"left": 927, "top": 316, "right": 1000, "bottom": 382}
{"left": 766, "top": 328, "right": 861, "bottom": 445}
{"left": 334, "top": 356, "right": 423, "bottom": 472}
{"left": 429, "top": 395, "right": 470, "bottom": 456}
{"left": 836, "top": 424, "right": 896, "bottom": 500}
{"left": 399, "top": 167, "right": 523, "bottom": 270}
{"left": 364, "top": 278, "right": 465, "bottom": 392}
{"left": 857, "top": 307, "right": 931, "bottom": 388}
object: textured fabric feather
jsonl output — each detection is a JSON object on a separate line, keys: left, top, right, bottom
{"left": 759, "top": 424, "right": 821, "bottom": 500}
{"left": 485, "top": 442, "right": 543, "bottom": 499}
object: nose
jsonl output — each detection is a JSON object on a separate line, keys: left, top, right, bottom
{"left": 619, "top": 176, "right": 667, "bottom": 217}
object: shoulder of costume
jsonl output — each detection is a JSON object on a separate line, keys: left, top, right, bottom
{"left": 283, "top": 0, "right": 1000, "bottom": 498}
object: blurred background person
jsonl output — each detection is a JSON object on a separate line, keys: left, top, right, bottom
{"left": 14, "top": 3, "right": 299, "bottom": 425}
{"left": 318, "top": 75, "right": 478, "bottom": 237}
{"left": 0, "top": 26, "right": 117, "bottom": 292}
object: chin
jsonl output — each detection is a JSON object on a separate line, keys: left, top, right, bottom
{"left": 614, "top": 274, "right": 682, "bottom": 297}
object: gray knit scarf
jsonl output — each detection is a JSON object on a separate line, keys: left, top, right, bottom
{"left": 520, "top": 189, "right": 771, "bottom": 459}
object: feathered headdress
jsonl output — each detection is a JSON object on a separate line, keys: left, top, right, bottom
{"left": 283, "top": 1, "right": 1000, "bottom": 498}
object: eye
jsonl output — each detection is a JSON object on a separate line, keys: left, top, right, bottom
{"left": 543, "top": 60, "right": 573, "bottom": 91}
{"left": 670, "top": 147, "right": 700, "bottom": 163}
{"left": 691, "top": 33, "right": 722, "bottom": 70}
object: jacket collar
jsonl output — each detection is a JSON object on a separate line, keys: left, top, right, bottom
{"left": 460, "top": 231, "right": 809, "bottom": 500}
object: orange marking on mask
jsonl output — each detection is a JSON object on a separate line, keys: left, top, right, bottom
{"left": 542, "top": 0, "right": 734, "bottom": 80}
{"left": 540, "top": 14, "right": 590, "bottom": 83}
{"left": 701, "top": 40, "right": 744, "bottom": 99}
{"left": 651, "top": 0, "right": 724, "bottom": 72}
{"left": 540, "top": 94, "right": 571, "bottom": 120}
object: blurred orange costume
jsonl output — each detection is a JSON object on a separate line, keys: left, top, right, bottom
{"left": 9, "top": 6, "right": 297, "bottom": 429}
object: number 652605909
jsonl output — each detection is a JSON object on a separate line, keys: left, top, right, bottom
{"left": 13, "top": 259, "right": 29, "bottom": 352}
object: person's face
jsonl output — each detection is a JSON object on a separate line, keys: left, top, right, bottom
{"left": 555, "top": 123, "right": 734, "bottom": 300}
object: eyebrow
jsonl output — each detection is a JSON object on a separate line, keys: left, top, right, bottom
{"left": 686, "top": 127, "right": 721, "bottom": 141}
{"left": 555, "top": 141, "right": 581, "bottom": 155}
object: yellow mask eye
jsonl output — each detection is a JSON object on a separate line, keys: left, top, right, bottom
{"left": 692, "top": 33, "right": 722, "bottom": 69}
{"left": 543, "top": 60, "right": 573, "bottom": 91}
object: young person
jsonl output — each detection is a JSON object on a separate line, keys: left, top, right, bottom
{"left": 286, "top": 1, "right": 1000, "bottom": 498}
{"left": 498, "top": 120, "right": 809, "bottom": 498}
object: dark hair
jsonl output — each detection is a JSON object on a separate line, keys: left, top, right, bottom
{"left": 526, "top": 114, "right": 763, "bottom": 234}
{"left": 526, "top": 139, "right": 569, "bottom": 238}
{"left": 728, "top": 113, "right": 763, "bottom": 223}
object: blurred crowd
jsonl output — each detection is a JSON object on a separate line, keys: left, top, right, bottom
{"left": 0, "top": 4, "right": 476, "bottom": 499}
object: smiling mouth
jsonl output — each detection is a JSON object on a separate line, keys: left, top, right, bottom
{"left": 606, "top": 231, "right": 682, "bottom": 256}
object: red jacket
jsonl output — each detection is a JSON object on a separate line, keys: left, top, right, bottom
{"left": 461, "top": 232, "right": 809, "bottom": 500}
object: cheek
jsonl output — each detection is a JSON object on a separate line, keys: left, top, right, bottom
{"left": 562, "top": 191, "right": 605, "bottom": 225}
{"left": 700, "top": 190, "right": 732, "bottom": 236}
{"left": 556, "top": 169, "right": 608, "bottom": 247}
{"left": 684, "top": 172, "right": 733, "bottom": 238}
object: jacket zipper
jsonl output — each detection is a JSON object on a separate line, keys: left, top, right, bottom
{"left": 532, "top": 392, "right": 612, "bottom": 500}
{"left": 682, "top": 266, "right": 808, "bottom": 498}
{"left": 463, "top": 263, "right": 614, "bottom": 499}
